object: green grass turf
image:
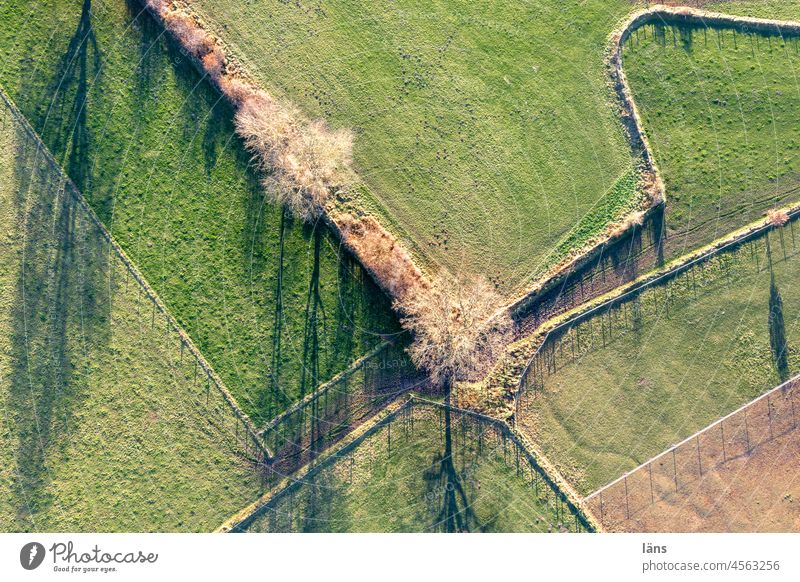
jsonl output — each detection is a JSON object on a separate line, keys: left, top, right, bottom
{"left": 0, "top": 0, "right": 401, "bottom": 427}
{"left": 706, "top": 1, "right": 800, "bottom": 20}
{"left": 623, "top": 19, "right": 800, "bottom": 258}
{"left": 190, "top": 0, "right": 641, "bottom": 296}
{"left": 518, "top": 220, "right": 800, "bottom": 495}
{"left": 245, "top": 404, "right": 580, "bottom": 532}
{"left": 0, "top": 97, "right": 264, "bottom": 532}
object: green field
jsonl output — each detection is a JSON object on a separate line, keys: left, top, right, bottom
{"left": 191, "top": 0, "right": 642, "bottom": 296}
{"left": 0, "top": 0, "right": 401, "bottom": 426}
{"left": 0, "top": 97, "right": 264, "bottom": 532}
{"left": 244, "top": 402, "right": 580, "bottom": 532}
{"left": 707, "top": 1, "right": 800, "bottom": 20}
{"left": 624, "top": 19, "right": 800, "bottom": 258}
{"left": 518, "top": 221, "right": 800, "bottom": 495}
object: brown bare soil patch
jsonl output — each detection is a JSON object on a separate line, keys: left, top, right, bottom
{"left": 612, "top": 422, "right": 800, "bottom": 532}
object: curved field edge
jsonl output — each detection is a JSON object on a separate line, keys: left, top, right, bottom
{"left": 0, "top": 89, "right": 264, "bottom": 532}
{"left": 515, "top": 213, "right": 800, "bottom": 495}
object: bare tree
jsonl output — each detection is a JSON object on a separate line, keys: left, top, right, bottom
{"left": 398, "top": 274, "right": 511, "bottom": 390}
{"left": 235, "top": 92, "right": 353, "bottom": 222}
{"left": 767, "top": 208, "right": 790, "bottom": 228}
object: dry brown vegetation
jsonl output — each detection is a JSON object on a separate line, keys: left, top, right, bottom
{"left": 336, "top": 213, "right": 427, "bottom": 302}
{"left": 606, "top": 209, "right": 645, "bottom": 238}
{"left": 145, "top": 0, "right": 515, "bottom": 393}
{"left": 396, "top": 273, "right": 511, "bottom": 388}
{"left": 768, "top": 208, "right": 790, "bottom": 228}
{"left": 236, "top": 95, "right": 353, "bottom": 221}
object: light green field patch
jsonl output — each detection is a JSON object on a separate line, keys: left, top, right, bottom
{"left": 0, "top": 99, "right": 263, "bottom": 532}
{"left": 191, "top": 0, "right": 640, "bottom": 295}
{"left": 623, "top": 20, "right": 800, "bottom": 257}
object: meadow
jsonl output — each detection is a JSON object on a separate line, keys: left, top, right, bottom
{"left": 623, "top": 18, "right": 800, "bottom": 259}
{"left": 190, "top": 0, "right": 641, "bottom": 296}
{"left": 243, "top": 402, "right": 581, "bottom": 533}
{"left": 517, "top": 220, "right": 800, "bottom": 495}
{"left": 0, "top": 0, "right": 401, "bottom": 426}
{"left": 0, "top": 96, "right": 264, "bottom": 531}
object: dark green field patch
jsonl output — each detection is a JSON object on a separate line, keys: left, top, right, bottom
{"left": 0, "top": 0, "right": 401, "bottom": 426}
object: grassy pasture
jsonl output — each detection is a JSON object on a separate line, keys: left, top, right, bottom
{"left": 244, "top": 402, "right": 580, "bottom": 532}
{"left": 0, "top": 0, "right": 400, "bottom": 426}
{"left": 517, "top": 220, "right": 800, "bottom": 495}
{"left": 706, "top": 1, "right": 800, "bottom": 20}
{"left": 190, "top": 0, "right": 641, "bottom": 296}
{"left": 623, "top": 19, "right": 800, "bottom": 259}
{"left": 0, "top": 98, "right": 263, "bottom": 532}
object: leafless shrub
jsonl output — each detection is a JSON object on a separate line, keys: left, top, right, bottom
{"left": 202, "top": 45, "right": 226, "bottom": 80}
{"left": 236, "top": 92, "right": 353, "bottom": 221}
{"left": 163, "top": 10, "right": 212, "bottom": 58}
{"left": 397, "top": 273, "right": 511, "bottom": 388}
{"left": 768, "top": 208, "right": 790, "bottom": 228}
{"left": 218, "top": 75, "right": 258, "bottom": 105}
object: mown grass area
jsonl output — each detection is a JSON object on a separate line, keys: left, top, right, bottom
{"left": 518, "top": 220, "right": 800, "bottom": 495}
{"left": 623, "top": 20, "right": 800, "bottom": 257}
{"left": 707, "top": 1, "right": 800, "bottom": 20}
{"left": 191, "top": 0, "right": 640, "bottom": 295}
{"left": 0, "top": 99, "right": 264, "bottom": 532}
{"left": 245, "top": 403, "right": 577, "bottom": 532}
{"left": 0, "top": 0, "right": 401, "bottom": 426}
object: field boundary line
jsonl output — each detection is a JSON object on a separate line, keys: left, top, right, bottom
{"left": 506, "top": 6, "right": 800, "bottom": 322}
{"left": 514, "top": 202, "right": 800, "bottom": 413}
{"left": 411, "top": 396, "right": 600, "bottom": 532}
{"left": 215, "top": 394, "right": 413, "bottom": 532}
{"left": 0, "top": 83, "right": 273, "bottom": 462}
{"left": 219, "top": 394, "right": 598, "bottom": 532}
{"left": 584, "top": 373, "right": 800, "bottom": 503}
{"left": 257, "top": 340, "right": 392, "bottom": 435}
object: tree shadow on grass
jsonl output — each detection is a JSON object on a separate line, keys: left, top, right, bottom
{"left": 423, "top": 390, "right": 485, "bottom": 532}
{"left": 7, "top": 124, "right": 110, "bottom": 530}
{"left": 767, "top": 235, "right": 791, "bottom": 382}
{"left": 19, "top": 0, "right": 101, "bottom": 202}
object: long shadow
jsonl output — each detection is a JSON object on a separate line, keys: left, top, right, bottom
{"left": 22, "top": 0, "right": 100, "bottom": 198}
{"left": 767, "top": 237, "right": 790, "bottom": 382}
{"left": 264, "top": 208, "right": 289, "bottom": 420}
{"left": 423, "top": 389, "right": 484, "bottom": 532}
{"left": 7, "top": 123, "right": 109, "bottom": 529}
{"left": 300, "top": 225, "right": 326, "bottom": 453}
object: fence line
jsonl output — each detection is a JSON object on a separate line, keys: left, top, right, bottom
{"left": 259, "top": 339, "right": 431, "bottom": 477}
{"left": 259, "top": 340, "right": 392, "bottom": 435}
{"left": 0, "top": 85, "right": 271, "bottom": 463}
{"left": 410, "top": 397, "right": 598, "bottom": 532}
{"left": 224, "top": 395, "right": 595, "bottom": 532}
{"left": 583, "top": 374, "right": 800, "bottom": 528}
{"left": 514, "top": 209, "right": 800, "bottom": 416}
{"left": 585, "top": 372, "right": 800, "bottom": 502}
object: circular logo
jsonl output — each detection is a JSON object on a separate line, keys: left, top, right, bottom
{"left": 20, "top": 542, "right": 46, "bottom": 570}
